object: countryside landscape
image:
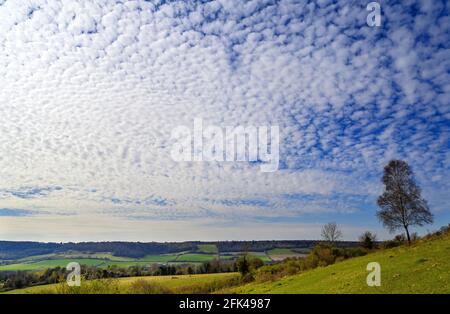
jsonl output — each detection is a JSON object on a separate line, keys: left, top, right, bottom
{"left": 0, "top": 0, "right": 449, "bottom": 300}
{"left": 1, "top": 221, "right": 450, "bottom": 294}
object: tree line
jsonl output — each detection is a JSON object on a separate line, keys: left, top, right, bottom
{"left": 0, "top": 240, "right": 349, "bottom": 260}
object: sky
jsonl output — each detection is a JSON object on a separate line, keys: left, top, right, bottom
{"left": 0, "top": 0, "right": 449, "bottom": 242}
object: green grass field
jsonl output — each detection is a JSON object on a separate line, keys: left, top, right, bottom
{"left": 224, "top": 234, "right": 450, "bottom": 293}
{"left": 219, "top": 251, "right": 272, "bottom": 263}
{"left": 0, "top": 256, "right": 186, "bottom": 271}
{"left": 197, "top": 244, "right": 218, "bottom": 254}
{"left": 0, "top": 259, "right": 107, "bottom": 271}
{"left": 266, "top": 248, "right": 307, "bottom": 261}
{"left": 176, "top": 253, "right": 217, "bottom": 262}
{"left": 248, "top": 252, "right": 272, "bottom": 263}
{"left": 58, "top": 252, "right": 133, "bottom": 261}
{"left": 267, "top": 248, "right": 295, "bottom": 255}
{"left": 3, "top": 273, "right": 240, "bottom": 294}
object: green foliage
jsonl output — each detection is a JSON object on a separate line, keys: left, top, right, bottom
{"left": 359, "top": 231, "right": 377, "bottom": 250}
{"left": 381, "top": 234, "right": 407, "bottom": 249}
{"left": 236, "top": 255, "right": 250, "bottom": 276}
{"left": 377, "top": 160, "right": 433, "bottom": 244}
{"left": 248, "top": 257, "right": 264, "bottom": 271}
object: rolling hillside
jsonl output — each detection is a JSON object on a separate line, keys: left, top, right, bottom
{"left": 225, "top": 234, "right": 450, "bottom": 294}
{"left": 0, "top": 243, "right": 312, "bottom": 271}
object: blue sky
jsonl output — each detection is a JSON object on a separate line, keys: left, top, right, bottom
{"left": 0, "top": 0, "right": 449, "bottom": 242}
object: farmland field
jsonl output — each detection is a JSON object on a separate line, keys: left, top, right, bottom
{"left": 0, "top": 246, "right": 308, "bottom": 271}
{"left": 196, "top": 244, "right": 218, "bottom": 254}
{"left": 3, "top": 273, "right": 240, "bottom": 294}
{"left": 267, "top": 248, "right": 308, "bottom": 261}
{"left": 176, "top": 253, "right": 218, "bottom": 262}
{"left": 0, "top": 259, "right": 106, "bottom": 271}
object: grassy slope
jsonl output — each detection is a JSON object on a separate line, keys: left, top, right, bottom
{"left": 197, "top": 244, "right": 218, "bottom": 254}
{"left": 176, "top": 253, "right": 219, "bottom": 262}
{"left": 4, "top": 273, "right": 240, "bottom": 294}
{"left": 227, "top": 235, "right": 450, "bottom": 294}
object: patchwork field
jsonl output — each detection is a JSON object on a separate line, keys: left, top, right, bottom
{"left": 0, "top": 243, "right": 309, "bottom": 271}
{"left": 267, "top": 248, "right": 308, "bottom": 261}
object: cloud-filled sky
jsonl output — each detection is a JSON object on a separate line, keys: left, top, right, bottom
{"left": 0, "top": 0, "right": 449, "bottom": 242}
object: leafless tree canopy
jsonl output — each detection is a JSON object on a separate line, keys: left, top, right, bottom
{"left": 321, "top": 222, "right": 343, "bottom": 244}
{"left": 376, "top": 160, "right": 433, "bottom": 243}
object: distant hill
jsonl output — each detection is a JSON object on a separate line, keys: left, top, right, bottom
{"left": 0, "top": 240, "right": 358, "bottom": 260}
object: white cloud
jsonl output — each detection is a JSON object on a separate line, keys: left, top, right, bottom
{"left": 0, "top": 0, "right": 448, "bottom": 240}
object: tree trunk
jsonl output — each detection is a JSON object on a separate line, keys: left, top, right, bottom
{"left": 405, "top": 226, "right": 411, "bottom": 245}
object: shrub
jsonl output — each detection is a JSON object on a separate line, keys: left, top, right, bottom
{"left": 381, "top": 240, "right": 401, "bottom": 249}
{"left": 53, "top": 278, "right": 120, "bottom": 294}
{"left": 309, "top": 244, "right": 335, "bottom": 267}
{"left": 248, "top": 257, "right": 264, "bottom": 272}
{"left": 236, "top": 255, "right": 250, "bottom": 276}
{"left": 359, "top": 231, "right": 377, "bottom": 250}
{"left": 381, "top": 234, "right": 407, "bottom": 249}
{"left": 175, "top": 276, "right": 241, "bottom": 294}
{"left": 240, "top": 273, "right": 254, "bottom": 284}
{"left": 129, "top": 279, "right": 173, "bottom": 294}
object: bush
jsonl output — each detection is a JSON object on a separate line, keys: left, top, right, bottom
{"left": 249, "top": 257, "right": 264, "bottom": 272}
{"left": 381, "top": 234, "right": 406, "bottom": 249}
{"left": 423, "top": 224, "right": 450, "bottom": 240}
{"left": 175, "top": 276, "right": 241, "bottom": 294}
{"left": 253, "top": 258, "right": 305, "bottom": 283}
{"left": 310, "top": 244, "right": 335, "bottom": 267}
{"left": 53, "top": 278, "right": 121, "bottom": 294}
{"left": 410, "top": 232, "right": 420, "bottom": 242}
{"left": 359, "top": 231, "right": 377, "bottom": 250}
{"left": 334, "top": 247, "right": 367, "bottom": 258}
{"left": 240, "top": 273, "right": 254, "bottom": 284}
{"left": 236, "top": 255, "right": 250, "bottom": 276}
{"left": 129, "top": 279, "right": 173, "bottom": 294}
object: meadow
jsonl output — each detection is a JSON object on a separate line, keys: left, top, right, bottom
{"left": 223, "top": 233, "right": 450, "bottom": 294}
{"left": 3, "top": 273, "right": 241, "bottom": 294}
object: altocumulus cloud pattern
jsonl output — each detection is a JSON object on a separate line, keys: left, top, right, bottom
{"left": 0, "top": 0, "right": 449, "bottom": 241}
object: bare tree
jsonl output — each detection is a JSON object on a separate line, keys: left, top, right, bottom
{"left": 321, "top": 222, "right": 342, "bottom": 245}
{"left": 377, "top": 160, "right": 433, "bottom": 244}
